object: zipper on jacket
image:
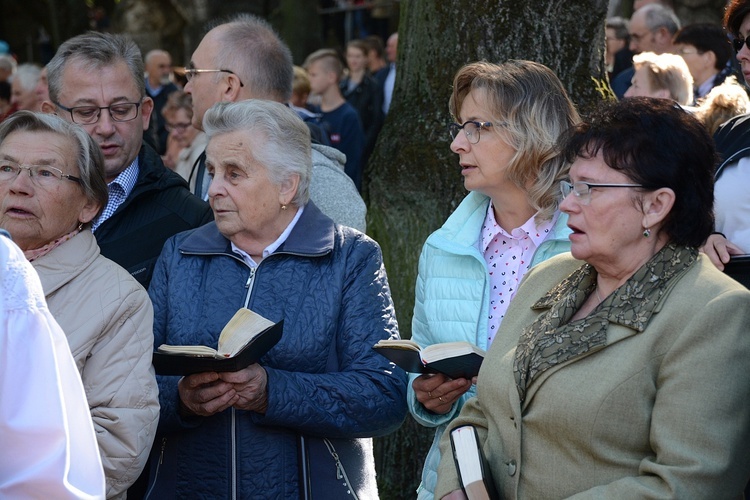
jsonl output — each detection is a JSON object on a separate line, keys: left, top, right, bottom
{"left": 231, "top": 408, "right": 237, "bottom": 500}
{"left": 143, "top": 437, "right": 167, "bottom": 499}
{"left": 243, "top": 266, "right": 256, "bottom": 308}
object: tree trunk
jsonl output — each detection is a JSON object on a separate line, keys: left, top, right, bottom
{"left": 367, "top": 1, "right": 608, "bottom": 497}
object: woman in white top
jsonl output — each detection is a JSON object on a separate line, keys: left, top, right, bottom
{"left": 0, "top": 230, "right": 105, "bottom": 499}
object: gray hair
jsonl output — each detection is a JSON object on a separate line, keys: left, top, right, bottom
{"left": 0, "top": 54, "right": 16, "bottom": 74}
{"left": 632, "top": 52, "right": 693, "bottom": 106}
{"left": 0, "top": 111, "right": 108, "bottom": 223}
{"left": 13, "top": 64, "right": 41, "bottom": 91}
{"left": 209, "top": 14, "right": 293, "bottom": 102}
{"left": 641, "top": 4, "right": 681, "bottom": 35}
{"left": 47, "top": 31, "right": 145, "bottom": 103}
{"left": 203, "top": 100, "right": 311, "bottom": 206}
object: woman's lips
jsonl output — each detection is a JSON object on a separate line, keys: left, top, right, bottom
{"left": 5, "top": 207, "right": 34, "bottom": 217}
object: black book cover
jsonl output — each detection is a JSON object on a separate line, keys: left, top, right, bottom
{"left": 372, "top": 345, "right": 483, "bottom": 379}
{"left": 450, "top": 425, "right": 500, "bottom": 500}
{"left": 152, "top": 320, "right": 283, "bottom": 376}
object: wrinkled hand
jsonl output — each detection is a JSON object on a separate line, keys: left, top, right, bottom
{"left": 700, "top": 233, "right": 744, "bottom": 270}
{"left": 413, "top": 373, "right": 472, "bottom": 414}
{"left": 178, "top": 371, "right": 239, "bottom": 417}
{"left": 442, "top": 489, "right": 468, "bottom": 500}
{"left": 218, "top": 363, "right": 268, "bottom": 414}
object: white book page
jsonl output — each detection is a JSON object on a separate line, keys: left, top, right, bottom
{"left": 218, "top": 308, "right": 274, "bottom": 357}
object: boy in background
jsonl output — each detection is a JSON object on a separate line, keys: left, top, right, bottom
{"left": 304, "top": 49, "right": 365, "bottom": 191}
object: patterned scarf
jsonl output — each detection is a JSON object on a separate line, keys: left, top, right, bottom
{"left": 24, "top": 228, "right": 81, "bottom": 262}
{"left": 513, "top": 244, "right": 697, "bottom": 403}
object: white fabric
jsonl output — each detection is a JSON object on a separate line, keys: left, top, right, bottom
{"left": 0, "top": 235, "right": 105, "bottom": 499}
{"left": 383, "top": 64, "right": 396, "bottom": 114}
{"left": 231, "top": 205, "right": 304, "bottom": 267}
{"left": 714, "top": 157, "right": 750, "bottom": 253}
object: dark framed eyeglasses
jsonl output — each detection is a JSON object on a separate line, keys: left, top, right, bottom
{"left": 0, "top": 160, "right": 81, "bottom": 188}
{"left": 560, "top": 180, "right": 643, "bottom": 205}
{"left": 732, "top": 36, "right": 750, "bottom": 53}
{"left": 54, "top": 101, "right": 141, "bottom": 125}
{"left": 448, "top": 121, "right": 494, "bottom": 144}
{"left": 183, "top": 67, "right": 245, "bottom": 87}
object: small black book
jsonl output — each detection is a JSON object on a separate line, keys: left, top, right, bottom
{"left": 152, "top": 309, "right": 283, "bottom": 376}
{"left": 372, "top": 339, "right": 484, "bottom": 379}
{"left": 450, "top": 425, "right": 499, "bottom": 500}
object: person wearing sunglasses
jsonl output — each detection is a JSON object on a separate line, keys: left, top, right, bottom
{"left": 437, "top": 97, "right": 750, "bottom": 500}
{"left": 409, "top": 60, "right": 580, "bottom": 500}
{"left": 703, "top": 0, "right": 750, "bottom": 273}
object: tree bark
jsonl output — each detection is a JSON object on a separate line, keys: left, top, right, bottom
{"left": 366, "top": 1, "right": 608, "bottom": 497}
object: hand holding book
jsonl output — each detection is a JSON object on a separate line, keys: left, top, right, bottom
{"left": 372, "top": 339, "right": 485, "bottom": 379}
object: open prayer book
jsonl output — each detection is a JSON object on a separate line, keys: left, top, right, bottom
{"left": 450, "top": 425, "right": 499, "bottom": 500}
{"left": 152, "top": 308, "right": 283, "bottom": 376}
{"left": 372, "top": 339, "right": 484, "bottom": 379}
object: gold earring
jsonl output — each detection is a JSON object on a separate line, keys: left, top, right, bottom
{"left": 78, "top": 222, "right": 84, "bottom": 231}
{"left": 281, "top": 204, "right": 287, "bottom": 211}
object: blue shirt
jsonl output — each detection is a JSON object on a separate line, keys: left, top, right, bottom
{"left": 92, "top": 159, "right": 139, "bottom": 232}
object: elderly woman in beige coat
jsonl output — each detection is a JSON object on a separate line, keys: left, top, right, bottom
{"left": 436, "top": 98, "right": 750, "bottom": 499}
{"left": 0, "top": 111, "right": 159, "bottom": 499}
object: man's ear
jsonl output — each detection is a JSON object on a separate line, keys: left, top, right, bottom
{"left": 223, "top": 74, "right": 243, "bottom": 102}
{"left": 41, "top": 101, "right": 56, "bottom": 114}
{"left": 140, "top": 96, "right": 154, "bottom": 131}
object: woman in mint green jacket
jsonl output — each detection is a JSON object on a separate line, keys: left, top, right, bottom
{"left": 409, "top": 60, "right": 580, "bottom": 499}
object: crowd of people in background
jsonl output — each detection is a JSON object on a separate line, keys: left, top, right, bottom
{"left": 2, "top": 0, "right": 750, "bottom": 498}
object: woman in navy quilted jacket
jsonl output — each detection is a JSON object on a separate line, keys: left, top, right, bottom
{"left": 144, "top": 99, "right": 407, "bottom": 499}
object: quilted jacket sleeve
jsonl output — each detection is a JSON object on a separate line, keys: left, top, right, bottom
{"left": 408, "top": 247, "right": 474, "bottom": 429}
{"left": 253, "top": 233, "right": 408, "bottom": 438}
{"left": 85, "top": 283, "right": 159, "bottom": 498}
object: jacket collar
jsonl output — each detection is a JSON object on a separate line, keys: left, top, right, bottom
{"left": 513, "top": 244, "right": 697, "bottom": 404}
{"left": 435, "top": 191, "right": 570, "bottom": 248}
{"left": 179, "top": 201, "right": 335, "bottom": 258}
{"left": 32, "top": 230, "right": 100, "bottom": 296}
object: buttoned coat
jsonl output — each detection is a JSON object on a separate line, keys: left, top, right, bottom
{"left": 436, "top": 252, "right": 750, "bottom": 499}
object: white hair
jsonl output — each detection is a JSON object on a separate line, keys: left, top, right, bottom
{"left": 203, "top": 100, "right": 312, "bottom": 206}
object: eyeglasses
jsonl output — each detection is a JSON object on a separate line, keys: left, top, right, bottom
{"left": 560, "top": 180, "right": 643, "bottom": 205}
{"left": 54, "top": 101, "right": 141, "bottom": 125}
{"left": 732, "top": 36, "right": 750, "bottom": 53}
{"left": 183, "top": 67, "right": 245, "bottom": 87}
{"left": 166, "top": 122, "right": 192, "bottom": 133}
{"left": 0, "top": 160, "right": 81, "bottom": 188}
{"left": 448, "top": 121, "right": 493, "bottom": 144}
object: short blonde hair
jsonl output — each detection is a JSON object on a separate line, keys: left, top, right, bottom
{"left": 292, "top": 65, "right": 311, "bottom": 96}
{"left": 449, "top": 60, "right": 581, "bottom": 222}
{"left": 694, "top": 76, "right": 750, "bottom": 135}
{"left": 303, "top": 49, "right": 344, "bottom": 81}
{"left": 632, "top": 52, "right": 693, "bottom": 105}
